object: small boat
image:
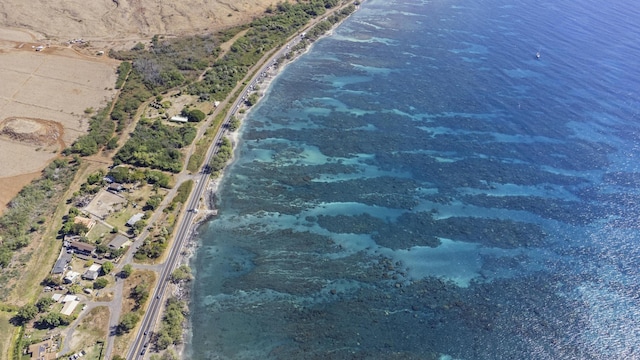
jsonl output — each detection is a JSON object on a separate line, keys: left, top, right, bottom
{"left": 536, "top": 51, "right": 541, "bottom": 59}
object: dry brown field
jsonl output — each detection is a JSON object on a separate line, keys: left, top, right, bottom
{"left": 0, "top": 27, "right": 119, "bottom": 213}
{"left": 0, "top": 0, "right": 274, "bottom": 214}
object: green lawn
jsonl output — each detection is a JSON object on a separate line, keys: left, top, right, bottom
{"left": 0, "top": 312, "right": 16, "bottom": 360}
{"left": 86, "top": 222, "right": 113, "bottom": 243}
{"left": 106, "top": 207, "right": 138, "bottom": 232}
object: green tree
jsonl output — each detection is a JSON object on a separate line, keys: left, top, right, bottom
{"left": 16, "top": 304, "right": 38, "bottom": 323}
{"left": 228, "top": 116, "right": 241, "bottom": 131}
{"left": 118, "top": 312, "right": 140, "bottom": 333}
{"left": 68, "top": 284, "right": 83, "bottom": 294}
{"left": 94, "top": 278, "right": 109, "bottom": 289}
{"left": 145, "top": 195, "right": 163, "bottom": 210}
{"left": 121, "top": 264, "right": 133, "bottom": 278}
{"left": 170, "top": 265, "right": 192, "bottom": 283}
{"left": 37, "top": 312, "right": 71, "bottom": 329}
{"left": 186, "top": 108, "right": 206, "bottom": 122}
{"left": 35, "top": 297, "right": 54, "bottom": 312}
{"left": 246, "top": 93, "right": 259, "bottom": 106}
{"left": 102, "top": 261, "right": 114, "bottom": 274}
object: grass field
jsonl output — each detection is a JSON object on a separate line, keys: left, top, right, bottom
{"left": 0, "top": 312, "right": 16, "bottom": 360}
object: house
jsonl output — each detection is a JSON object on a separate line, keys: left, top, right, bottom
{"left": 108, "top": 182, "right": 124, "bottom": 193}
{"left": 73, "top": 216, "right": 96, "bottom": 231}
{"left": 62, "top": 294, "right": 79, "bottom": 303}
{"left": 63, "top": 234, "right": 81, "bottom": 243}
{"left": 169, "top": 115, "right": 189, "bottom": 123}
{"left": 63, "top": 271, "right": 80, "bottom": 284}
{"left": 52, "top": 258, "right": 68, "bottom": 274}
{"left": 61, "top": 300, "right": 80, "bottom": 316}
{"left": 83, "top": 263, "right": 102, "bottom": 280}
{"left": 68, "top": 241, "right": 96, "bottom": 256}
{"left": 51, "top": 293, "right": 63, "bottom": 302}
{"left": 82, "top": 270, "right": 99, "bottom": 281}
{"left": 26, "top": 339, "right": 56, "bottom": 360}
{"left": 126, "top": 213, "right": 144, "bottom": 227}
{"left": 108, "top": 234, "right": 131, "bottom": 250}
{"left": 88, "top": 264, "right": 101, "bottom": 272}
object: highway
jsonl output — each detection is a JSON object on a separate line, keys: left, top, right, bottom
{"left": 126, "top": 35, "right": 300, "bottom": 360}
{"left": 125, "top": 2, "right": 355, "bottom": 354}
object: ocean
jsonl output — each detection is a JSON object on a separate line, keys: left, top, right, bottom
{"left": 186, "top": 0, "right": 640, "bottom": 358}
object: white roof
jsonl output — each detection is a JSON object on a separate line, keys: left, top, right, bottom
{"left": 170, "top": 115, "right": 189, "bottom": 123}
{"left": 61, "top": 300, "right": 80, "bottom": 316}
{"left": 65, "top": 271, "right": 80, "bottom": 279}
{"left": 62, "top": 294, "right": 79, "bottom": 303}
{"left": 52, "top": 293, "right": 63, "bottom": 302}
{"left": 126, "top": 213, "right": 144, "bottom": 226}
{"left": 88, "top": 264, "right": 102, "bottom": 272}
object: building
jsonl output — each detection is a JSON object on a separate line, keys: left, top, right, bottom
{"left": 126, "top": 213, "right": 144, "bottom": 227}
{"left": 26, "top": 339, "right": 57, "bottom": 360}
{"left": 61, "top": 300, "right": 80, "bottom": 316}
{"left": 51, "top": 293, "right": 63, "bottom": 302}
{"left": 169, "top": 115, "right": 189, "bottom": 123}
{"left": 63, "top": 234, "right": 81, "bottom": 243}
{"left": 52, "top": 258, "right": 68, "bottom": 274}
{"left": 63, "top": 271, "right": 80, "bottom": 284}
{"left": 108, "top": 182, "right": 124, "bottom": 193}
{"left": 108, "top": 234, "right": 131, "bottom": 250}
{"left": 88, "top": 263, "right": 102, "bottom": 272}
{"left": 82, "top": 270, "right": 99, "bottom": 281}
{"left": 82, "top": 263, "right": 102, "bottom": 280}
{"left": 62, "top": 294, "right": 79, "bottom": 303}
{"left": 68, "top": 241, "right": 96, "bottom": 256}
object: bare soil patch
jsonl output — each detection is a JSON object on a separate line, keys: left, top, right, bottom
{"left": 84, "top": 189, "right": 128, "bottom": 220}
{"left": 71, "top": 306, "right": 110, "bottom": 353}
{"left": 0, "top": 28, "right": 119, "bottom": 214}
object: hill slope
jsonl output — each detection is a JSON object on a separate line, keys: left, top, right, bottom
{"left": 0, "top": 0, "right": 273, "bottom": 40}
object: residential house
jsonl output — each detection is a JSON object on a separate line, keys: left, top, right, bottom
{"left": 52, "top": 258, "right": 68, "bottom": 274}
{"left": 108, "top": 183, "right": 124, "bottom": 193}
{"left": 68, "top": 241, "right": 96, "bottom": 256}
{"left": 108, "top": 234, "right": 131, "bottom": 250}
{"left": 126, "top": 213, "right": 144, "bottom": 227}
{"left": 82, "top": 263, "right": 102, "bottom": 280}
{"left": 61, "top": 300, "right": 80, "bottom": 316}
{"left": 26, "top": 339, "right": 56, "bottom": 360}
{"left": 63, "top": 271, "right": 80, "bottom": 284}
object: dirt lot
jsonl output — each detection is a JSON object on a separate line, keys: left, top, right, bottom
{"left": 85, "top": 189, "right": 128, "bottom": 220}
{"left": 70, "top": 306, "right": 110, "bottom": 355}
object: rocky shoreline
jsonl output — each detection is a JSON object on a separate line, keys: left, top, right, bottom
{"left": 174, "top": 3, "right": 362, "bottom": 358}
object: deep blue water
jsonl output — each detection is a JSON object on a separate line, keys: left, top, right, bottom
{"left": 187, "top": 0, "right": 640, "bottom": 358}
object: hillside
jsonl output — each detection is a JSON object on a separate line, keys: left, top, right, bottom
{"left": 0, "top": 0, "right": 273, "bottom": 40}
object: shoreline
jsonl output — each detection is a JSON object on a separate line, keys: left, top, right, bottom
{"left": 176, "top": 3, "right": 361, "bottom": 358}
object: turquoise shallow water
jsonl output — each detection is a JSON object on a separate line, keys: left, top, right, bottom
{"left": 187, "top": 0, "right": 640, "bottom": 358}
